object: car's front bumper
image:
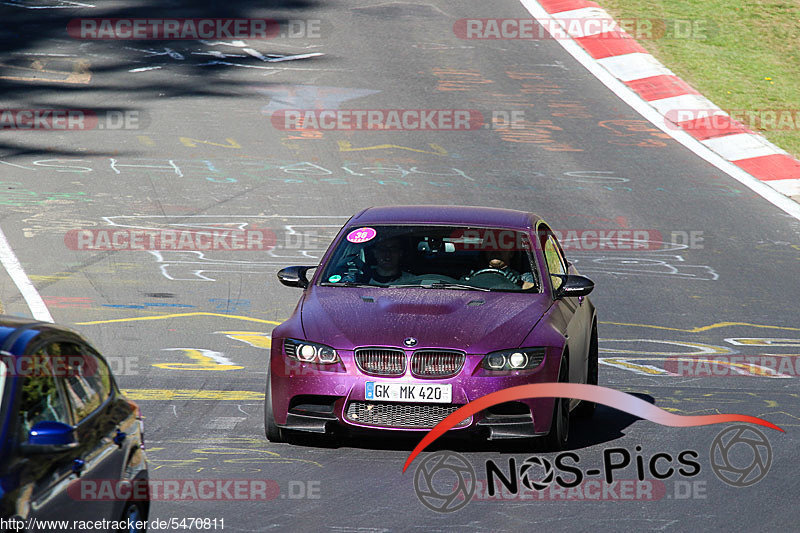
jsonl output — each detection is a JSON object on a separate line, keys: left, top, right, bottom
{"left": 269, "top": 345, "right": 562, "bottom": 437}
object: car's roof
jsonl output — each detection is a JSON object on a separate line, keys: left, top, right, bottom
{"left": 352, "top": 205, "right": 539, "bottom": 229}
{"left": 0, "top": 316, "right": 77, "bottom": 356}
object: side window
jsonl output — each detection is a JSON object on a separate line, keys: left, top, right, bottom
{"left": 17, "top": 353, "right": 71, "bottom": 442}
{"left": 50, "top": 342, "right": 108, "bottom": 423}
{"left": 543, "top": 234, "right": 567, "bottom": 292}
{"left": 83, "top": 346, "right": 112, "bottom": 399}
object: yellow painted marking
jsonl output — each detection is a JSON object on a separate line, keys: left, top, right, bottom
{"left": 600, "top": 358, "right": 670, "bottom": 375}
{"left": 599, "top": 321, "right": 800, "bottom": 333}
{"left": 337, "top": 140, "right": 448, "bottom": 155}
{"left": 602, "top": 356, "right": 790, "bottom": 378}
{"left": 153, "top": 348, "right": 243, "bottom": 371}
{"left": 30, "top": 273, "right": 72, "bottom": 282}
{"left": 76, "top": 312, "right": 281, "bottom": 326}
{"left": 192, "top": 446, "right": 280, "bottom": 458}
{"left": 179, "top": 137, "right": 242, "bottom": 149}
{"left": 600, "top": 339, "right": 730, "bottom": 356}
{"left": 137, "top": 135, "right": 155, "bottom": 146}
{"left": 0, "top": 58, "right": 91, "bottom": 84}
{"left": 216, "top": 331, "right": 271, "bottom": 350}
{"left": 121, "top": 389, "right": 262, "bottom": 401}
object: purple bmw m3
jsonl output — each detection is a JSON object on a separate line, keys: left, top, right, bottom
{"left": 266, "top": 205, "right": 597, "bottom": 450}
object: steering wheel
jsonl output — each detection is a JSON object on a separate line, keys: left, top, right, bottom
{"left": 468, "top": 268, "right": 508, "bottom": 279}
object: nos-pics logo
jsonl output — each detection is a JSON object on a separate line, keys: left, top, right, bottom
{"left": 413, "top": 424, "right": 773, "bottom": 512}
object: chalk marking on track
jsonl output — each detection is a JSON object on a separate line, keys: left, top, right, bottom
{"left": 76, "top": 312, "right": 281, "bottom": 325}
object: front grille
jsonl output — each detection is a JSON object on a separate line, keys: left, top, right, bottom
{"left": 355, "top": 348, "right": 406, "bottom": 376}
{"left": 411, "top": 350, "right": 465, "bottom": 378}
{"left": 345, "top": 401, "right": 470, "bottom": 429}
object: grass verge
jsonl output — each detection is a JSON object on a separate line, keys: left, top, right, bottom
{"left": 599, "top": 0, "right": 800, "bottom": 157}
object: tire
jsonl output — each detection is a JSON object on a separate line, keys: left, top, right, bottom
{"left": 264, "top": 372, "right": 285, "bottom": 443}
{"left": 118, "top": 499, "right": 147, "bottom": 532}
{"left": 575, "top": 323, "right": 598, "bottom": 418}
{"left": 541, "top": 355, "right": 570, "bottom": 451}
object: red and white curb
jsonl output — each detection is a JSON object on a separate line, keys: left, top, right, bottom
{"left": 522, "top": 0, "right": 800, "bottom": 208}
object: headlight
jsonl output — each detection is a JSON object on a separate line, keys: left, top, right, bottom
{"left": 284, "top": 339, "right": 340, "bottom": 364}
{"left": 482, "top": 348, "right": 546, "bottom": 371}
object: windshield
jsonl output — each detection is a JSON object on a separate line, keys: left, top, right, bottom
{"left": 319, "top": 225, "right": 540, "bottom": 292}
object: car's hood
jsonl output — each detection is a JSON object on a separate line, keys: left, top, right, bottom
{"left": 300, "top": 287, "right": 552, "bottom": 353}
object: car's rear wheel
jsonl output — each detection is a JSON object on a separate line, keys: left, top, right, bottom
{"left": 540, "top": 355, "right": 569, "bottom": 451}
{"left": 575, "top": 323, "right": 598, "bottom": 418}
{"left": 264, "top": 372, "right": 285, "bottom": 443}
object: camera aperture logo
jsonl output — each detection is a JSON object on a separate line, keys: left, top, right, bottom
{"left": 710, "top": 425, "right": 772, "bottom": 487}
{"left": 413, "top": 451, "right": 475, "bottom": 513}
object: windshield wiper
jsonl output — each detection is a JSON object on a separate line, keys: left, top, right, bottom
{"left": 419, "top": 281, "right": 491, "bottom": 291}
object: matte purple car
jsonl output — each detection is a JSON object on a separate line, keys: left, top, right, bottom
{"left": 266, "top": 205, "right": 597, "bottom": 450}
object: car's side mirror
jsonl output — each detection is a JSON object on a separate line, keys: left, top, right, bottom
{"left": 277, "top": 266, "right": 316, "bottom": 289}
{"left": 20, "top": 421, "right": 79, "bottom": 454}
{"left": 555, "top": 274, "right": 594, "bottom": 298}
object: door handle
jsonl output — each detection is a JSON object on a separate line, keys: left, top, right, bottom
{"left": 72, "top": 459, "right": 85, "bottom": 477}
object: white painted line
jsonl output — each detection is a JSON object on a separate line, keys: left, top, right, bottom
{"left": 702, "top": 133, "right": 788, "bottom": 161}
{"left": 765, "top": 178, "right": 800, "bottom": 197}
{"left": 518, "top": 0, "right": 800, "bottom": 221}
{"left": 0, "top": 227, "right": 53, "bottom": 322}
{"left": 648, "top": 93, "right": 723, "bottom": 116}
{"left": 596, "top": 52, "right": 675, "bottom": 82}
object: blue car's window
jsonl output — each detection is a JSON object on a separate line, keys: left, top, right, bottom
{"left": 319, "top": 225, "right": 539, "bottom": 292}
{"left": 49, "top": 342, "right": 110, "bottom": 423}
{"left": 17, "top": 355, "right": 71, "bottom": 442}
{"left": 0, "top": 360, "right": 6, "bottom": 424}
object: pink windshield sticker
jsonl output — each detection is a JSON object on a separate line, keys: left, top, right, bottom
{"left": 346, "top": 227, "right": 377, "bottom": 243}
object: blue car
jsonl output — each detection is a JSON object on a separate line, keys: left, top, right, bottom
{"left": 0, "top": 316, "right": 148, "bottom": 531}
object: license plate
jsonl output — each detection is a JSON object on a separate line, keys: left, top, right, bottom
{"left": 365, "top": 382, "right": 452, "bottom": 403}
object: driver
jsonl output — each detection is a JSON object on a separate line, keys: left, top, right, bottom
{"left": 467, "top": 249, "right": 536, "bottom": 289}
{"left": 368, "top": 237, "right": 415, "bottom": 284}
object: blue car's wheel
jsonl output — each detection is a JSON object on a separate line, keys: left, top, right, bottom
{"left": 118, "top": 500, "right": 147, "bottom": 532}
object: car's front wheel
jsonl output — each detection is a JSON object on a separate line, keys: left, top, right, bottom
{"left": 540, "top": 355, "right": 569, "bottom": 451}
{"left": 264, "top": 373, "right": 285, "bottom": 443}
